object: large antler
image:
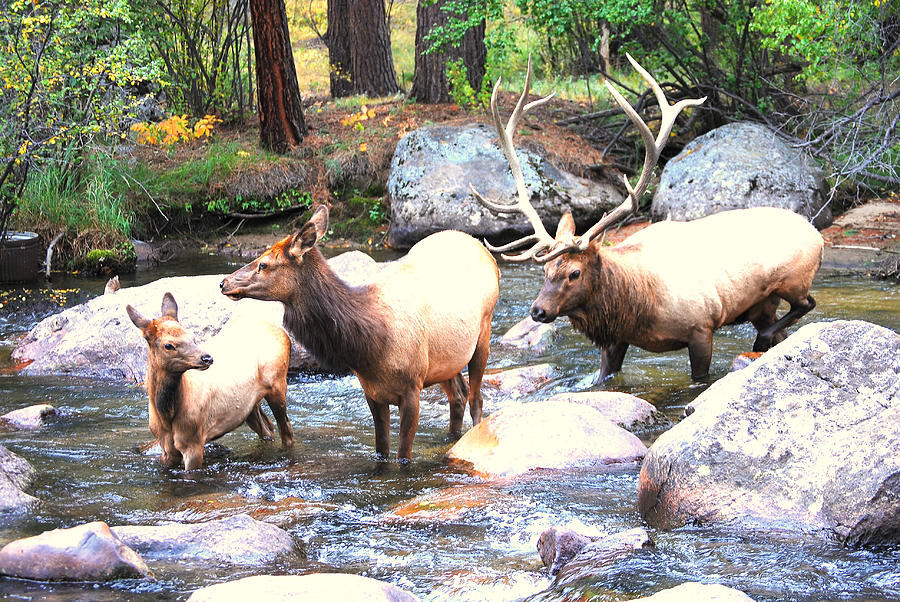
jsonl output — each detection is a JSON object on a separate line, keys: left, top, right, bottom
{"left": 475, "top": 53, "right": 706, "bottom": 263}
{"left": 469, "top": 57, "right": 556, "bottom": 262}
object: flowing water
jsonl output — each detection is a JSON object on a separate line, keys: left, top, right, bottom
{"left": 0, "top": 253, "right": 898, "bottom": 601}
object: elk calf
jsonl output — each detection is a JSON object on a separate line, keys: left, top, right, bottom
{"left": 473, "top": 56, "right": 823, "bottom": 382}
{"left": 220, "top": 205, "right": 500, "bottom": 462}
{"left": 127, "top": 293, "right": 293, "bottom": 470}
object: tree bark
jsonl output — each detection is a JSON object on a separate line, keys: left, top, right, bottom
{"left": 348, "top": 0, "right": 399, "bottom": 96}
{"left": 410, "top": 0, "right": 485, "bottom": 104}
{"left": 324, "top": 0, "right": 354, "bottom": 97}
{"left": 249, "top": 0, "right": 306, "bottom": 153}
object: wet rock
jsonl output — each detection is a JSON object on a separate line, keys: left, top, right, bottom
{"left": 169, "top": 491, "right": 336, "bottom": 527}
{"left": 11, "top": 251, "right": 379, "bottom": 381}
{"left": 499, "top": 317, "right": 559, "bottom": 353}
{"left": 385, "top": 485, "right": 516, "bottom": 523}
{"left": 446, "top": 400, "right": 646, "bottom": 478}
{"left": 483, "top": 363, "right": 555, "bottom": 398}
{"left": 554, "top": 528, "right": 654, "bottom": 587}
{"left": 1, "top": 403, "right": 57, "bottom": 430}
{"left": 547, "top": 391, "right": 659, "bottom": 432}
{"left": 110, "top": 514, "right": 299, "bottom": 565}
{"left": 187, "top": 573, "right": 419, "bottom": 601}
{"left": 635, "top": 582, "right": 754, "bottom": 601}
{"left": 728, "top": 351, "right": 764, "bottom": 372}
{"left": 640, "top": 320, "right": 900, "bottom": 546}
{"left": 537, "top": 526, "right": 597, "bottom": 575}
{"left": 653, "top": 121, "right": 831, "bottom": 228}
{"left": 2, "top": 404, "right": 57, "bottom": 430}
{"left": 387, "top": 124, "right": 623, "bottom": 249}
{"left": 0, "top": 445, "right": 38, "bottom": 513}
{"left": 0, "top": 521, "right": 151, "bottom": 581}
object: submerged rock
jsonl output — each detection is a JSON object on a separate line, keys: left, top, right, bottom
{"left": 639, "top": 320, "right": 900, "bottom": 545}
{"left": 385, "top": 485, "right": 517, "bottom": 523}
{"left": 635, "top": 582, "right": 754, "bottom": 601}
{"left": 483, "top": 363, "right": 555, "bottom": 398}
{"left": 537, "top": 526, "right": 597, "bottom": 575}
{"left": 187, "top": 573, "right": 419, "bottom": 601}
{"left": 554, "top": 528, "right": 654, "bottom": 587}
{"left": 0, "top": 445, "right": 38, "bottom": 513}
{"left": 1, "top": 403, "right": 57, "bottom": 430}
{"left": 547, "top": 391, "right": 659, "bottom": 432}
{"left": 0, "top": 521, "right": 151, "bottom": 581}
{"left": 110, "top": 514, "right": 299, "bottom": 565}
{"left": 652, "top": 121, "right": 831, "bottom": 228}
{"left": 446, "top": 400, "right": 646, "bottom": 478}
{"left": 387, "top": 124, "right": 623, "bottom": 249}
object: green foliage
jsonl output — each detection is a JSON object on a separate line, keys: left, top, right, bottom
{"left": 204, "top": 189, "right": 312, "bottom": 215}
{"left": 329, "top": 192, "right": 388, "bottom": 241}
{"left": 445, "top": 59, "right": 479, "bottom": 109}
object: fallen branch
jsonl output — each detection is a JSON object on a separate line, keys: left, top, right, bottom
{"left": 44, "top": 230, "right": 64, "bottom": 279}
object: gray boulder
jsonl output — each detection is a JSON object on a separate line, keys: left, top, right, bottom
{"left": 387, "top": 124, "right": 623, "bottom": 249}
{"left": 188, "top": 573, "right": 419, "bottom": 601}
{"left": 0, "top": 445, "right": 38, "bottom": 513}
{"left": 553, "top": 527, "right": 654, "bottom": 587}
{"left": 110, "top": 514, "right": 299, "bottom": 565}
{"left": 12, "top": 251, "right": 379, "bottom": 381}
{"left": 0, "top": 521, "right": 151, "bottom": 581}
{"left": 652, "top": 121, "right": 831, "bottom": 228}
{"left": 639, "top": 320, "right": 900, "bottom": 546}
{"left": 635, "top": 583, "right": 754, "bottom": 601}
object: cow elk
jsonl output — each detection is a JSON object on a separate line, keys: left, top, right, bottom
{"left": 220, "top": 206, "right": 500, "bottom": 462}
{"left": 127, "top": 293, "right": 293, "bottom": 470}
{"left": 472, "top": 55, "right": 824, "bottom": 382}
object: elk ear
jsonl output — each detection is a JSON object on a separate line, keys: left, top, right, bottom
{"left": 289, "top": 205, "right": 329, "bottom": 257}
{"left": 555, "top": 211, "right": 576, "bottom": 239}
{"left": 161, "top": 292, "right": 178, "bottom": 319}
{"left": 126, "top": 304, "right": 151, "bottom": 330}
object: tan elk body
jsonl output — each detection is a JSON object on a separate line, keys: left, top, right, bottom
{"left": 473, "top": 56, "right": 824, "bottom": 381}
{"left": 220, "top": 207, "right": 500, "bottom": 461}
{"left": 127, "top": 293, "right": 293, "bottom": 470}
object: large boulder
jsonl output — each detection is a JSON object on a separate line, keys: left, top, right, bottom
{"left": 188, "top": 573, "right": 419, "bottom": 602}
{"left": 12, "top": 251, "right": 378, "bottom": 381}
{"left": 446, "top": 400, "right": 647, "bottom": 478}
{"left": 0, "top": 445, "right": 38, "bottom": 513}
{"left": 386, "top": 124, "right": 624, "bottom": 249}
{"left": 0, "top": 521, "right": 151, "bottom": 581}
{"left": 639, "top": 320, "right": 900, "bottom": 546}
{"left": 635, "top": 583, "right": 754, "bottom": 601}
{"left": 110, "top": 514, "right": 299, "bottom": 565}
{"left": 652, "top": 121, "right": 832, "bottom": 228}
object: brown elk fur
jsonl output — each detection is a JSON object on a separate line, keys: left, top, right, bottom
{"left": 127, "top": 293, "right": 293, "bottom": 470}
{"left": 531, "top": 207, "right": 823, "bottom": 382}
{"left": 220, "top": 205, "right": 499, "bottom": 461}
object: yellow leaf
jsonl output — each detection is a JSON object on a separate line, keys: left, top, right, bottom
{"left": 359, "top": 142, "right": 368, "bottom": 153}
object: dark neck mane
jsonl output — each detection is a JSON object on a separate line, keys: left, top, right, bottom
{"left": 148, "top": 370, "right": 182, "bottom": 422}
{"left": 282, "top": 247, "right": 390, "bottom": 374}
{"left": 567, "top": 252, "right": 657, "bottom": 348}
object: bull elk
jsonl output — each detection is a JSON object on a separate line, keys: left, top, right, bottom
{"left": 472, "top": 55, "right": 823, "bottom": 382}
{"left": 220, "top": 206, "right": 500, "bottom": 462}
{"left": 127, "top": 293, "right": 293, "bottom": 470}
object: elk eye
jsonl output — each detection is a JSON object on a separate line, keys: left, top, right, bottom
{"left": 569, "top": 269, "right": 581, "bottom": 281}
{"left": 258, "top": 262, "right": 268, "bottom": 272}
{"left": 164, "top": 343, "right": 175, "bottom": 351}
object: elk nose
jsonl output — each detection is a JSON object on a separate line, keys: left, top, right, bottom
{"left": 201, "top": 354, "right": 213, "bottom": 366}
{"left": 531, "top": 306, "right": 548, "bottom": 323}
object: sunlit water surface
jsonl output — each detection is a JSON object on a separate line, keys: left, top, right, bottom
{"left": 0, "top": 252, "right": 898, "bottom": 601}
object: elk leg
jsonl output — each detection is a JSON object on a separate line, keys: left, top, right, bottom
{"left": 749, "top": 296, "right": 781, "bottom": 352}
{"left": 688, "top": 330, "right": 714, "bottom": 380}
{"left": 467, "top": 322, "right": 492, "bottom": 426}
{"left": 245, "top": 403, "right": 275, "bottom": 441}
{"left": 440, "top": 375, "right": 468, "bottom": 437}
{"left": 264, "top": 387, "right": 294, "bottom": 448}
{"left": 596, "top": 342, "right": 629, "bottom": 383}
{"left": 175, "top": 431, "right": 204, "bottom": 471}
{"left": 159, "top": 433, "right": 182, "bottom": 469}
{"left": 397, "top": 391, "right": 421, "bottom": 463}
{"left": 756, "top": 295, "right": 816, "bottom": 350}
{"left": 366, "top": 396, "right": 390, "bottom": 460}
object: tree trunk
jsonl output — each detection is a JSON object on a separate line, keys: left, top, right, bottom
{"left": 324, "top": 0, "right": 354, "bottom": 97}
{"left": 249, "top": 0, "right": 306, "bottom": 153}
{"left": 348, "top": 0, "right": 399, "bottom": 96}
{"left": 410, "top": 0, "right": 485, "bottom": 104}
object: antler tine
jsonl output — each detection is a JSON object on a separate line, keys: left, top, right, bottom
{"left": 572, "top": 54, "right": 706, "bottom": 249}
{"left": 471, "top": 56, "right": 557, "bottom": 260}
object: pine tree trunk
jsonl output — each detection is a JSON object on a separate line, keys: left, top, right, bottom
{"left": 410, "top": 0, "right": 485, "bottom": 104}
{"left": 348, "top": 0, "right": 399, "bottom": 96}
{"left": 250, "top": 0, "right": 307, "bottom": 153}
{"left": 325, "top": 0, "right": 354, "bottom": 97}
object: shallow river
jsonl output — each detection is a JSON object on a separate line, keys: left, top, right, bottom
{"left": 0, "top": 252, "right": 898, "bottom": 601}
